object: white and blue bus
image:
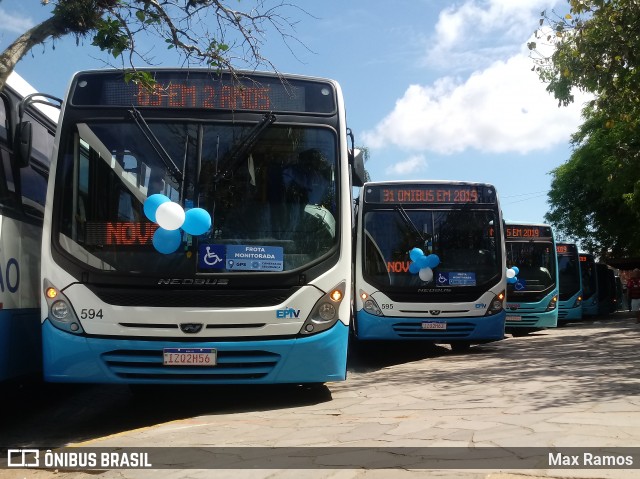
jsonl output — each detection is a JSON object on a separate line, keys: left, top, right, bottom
{"left": 0, "top": 72, "right": 59, "bottom": 382}
{"left": 556, "top": 242, "right": 583, "bottom": 322}
{"left": 32, "top": 68, "right": 365, "bottom": 385}
{"left": 504, "top": 222, "right": 559, "bottom": 335}
{"left": 353, "top": 180, "right": 506, "bottom": 352}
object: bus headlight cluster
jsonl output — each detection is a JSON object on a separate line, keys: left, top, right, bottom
{"left": 546, "top": 295, "right": 558, "bottom": 311}
{"left": 484, "top": 290, "right": 505, "bottom": 316}
{"left": 43, "top": 279, "right": 84, "bottom": 334}
{"left": 574, "top": 295, "right": 583, "bottom": 307}
{"left": 360, "top": 289, "right": 382, "bottom": 316}
{"left": 299, "top": 281, "right": 346, "bottom": 336}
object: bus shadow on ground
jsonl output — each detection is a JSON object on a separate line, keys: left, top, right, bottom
{"left": 0, "top": 381, "right": 331, "bottom": 448}
{"left": 346, "top": 339, "right": 502, "bottom": 373}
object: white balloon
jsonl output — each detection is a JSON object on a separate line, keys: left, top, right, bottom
{"left": 419, "top": 267, "right": 433, "bottom": 282}
{"left": 155, "top": 202, "right": 185, "bottom": 230}
{"left": 506, "top": 269, "right": 516, "bottom": 278}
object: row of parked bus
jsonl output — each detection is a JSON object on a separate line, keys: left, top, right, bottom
{"left": 0, "top": 69, "right": 626, "bottom": 387}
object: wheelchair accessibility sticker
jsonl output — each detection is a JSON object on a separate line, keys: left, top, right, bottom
{"left": 436, "top": 272, "right": 476, "bottom": 286}
{"left": 198, "top": 244, "right": 226, "bottom": 269}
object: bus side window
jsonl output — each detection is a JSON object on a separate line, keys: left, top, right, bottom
{"left": 0, "top": 96, "right": 18, "bottom": 210}
{"left": 19, "top": 112, "right": 52, "bottom": 220}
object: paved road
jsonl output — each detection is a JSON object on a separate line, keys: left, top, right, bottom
{"left": 2, "top": 312, "right": 639, "bottom": 479}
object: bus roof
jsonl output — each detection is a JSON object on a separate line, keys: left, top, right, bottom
{"left": 6, "top": 71, "right": 60, "bottom": 124}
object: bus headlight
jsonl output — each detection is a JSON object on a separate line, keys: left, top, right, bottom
{"left": 484, "top": 290, "right": 505, "bottom": 316}
{"left": 574, "top": 295, "right": 583, "bottom": 307}
{"left": 360, "top": 290, "right": 382, "bottom": 316}
{"left": 299, "top": 281, "right": 346, "bottom": 336}
{"left": 43, "top": 279, "right": 84, "bottom": 335}
{"left": 51, "top": 300, "right": 70, "bottom": 319}
{"left": 546, "top": 295, "right": 558, "bottom": 311}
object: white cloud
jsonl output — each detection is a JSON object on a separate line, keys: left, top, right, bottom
{"left": 362, "top": 36, "right": 592, "bottom": 156}
{"left": 0, "top": 8, "right": 35, "bottom": 35}
{"left": 385, "top": 154, "right": 427, "bottom": 176}
{"left": 426, "top": 0, "right": 561, "bottom": 71}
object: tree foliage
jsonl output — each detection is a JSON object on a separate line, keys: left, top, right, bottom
{"left": 530, "top": 0, "right": 640, "bottom": 257}
{"left": 0, "top": 0, "right": 309, "bottom": 91}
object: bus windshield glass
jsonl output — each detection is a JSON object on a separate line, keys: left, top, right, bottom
{"left": 506, "top": 241, "right": 556, "bottom": 294}
{"left": 55, "top": 120, "right": 338, "bottom": 275}
{"left": 580, "top": 254, "right": 597, "bottom": 301}
{"left": 362, "top": 208, "right": 500, "bottom": 289}
{"left": 557, "top": 245, "right": 581, "bottom": 300}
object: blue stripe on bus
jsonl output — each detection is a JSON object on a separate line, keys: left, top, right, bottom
{"left": 42, "top": 319, "right": 347, "bottom": 384}
{"left": 354, "top": 309, "right": 505, "bottom": 341}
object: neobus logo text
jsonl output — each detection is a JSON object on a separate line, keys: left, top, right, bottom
{"left": 276, "top": 308, "right": 300, "bottom": 319}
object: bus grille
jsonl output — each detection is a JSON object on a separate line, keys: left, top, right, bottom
{"left": 88, "top": 287, "right": 297, "bottom": 308}
{"left": 392, "top": 322, "right": 476, "bottom": 338}
{"left": 101, "top": 349, "right": 280, "bottom": 382}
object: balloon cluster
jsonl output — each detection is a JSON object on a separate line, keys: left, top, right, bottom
{"left": 506, "top": 266, "right": 519, "bottom": 284}
{"left": 143, "top": 194, "right": 212, "bottom": 254}
{"left": 408, "top": 247, "right": 441, "bottom": 282}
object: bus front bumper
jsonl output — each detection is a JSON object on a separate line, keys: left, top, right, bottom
{"left": 42, "top": 319, "right": 347, "bottom": 384}
{"left": 354, "top": 310, "right": 505, "bottom": 342}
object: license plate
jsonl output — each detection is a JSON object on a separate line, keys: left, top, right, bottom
{"left": 422, "top": 322, "right": 447, "bottom": 330}
{"left": 163, "top": 348, "right": 217, "bottom": 366}
{"left": 506, "top": 315, "right": 522, "bottom": 322}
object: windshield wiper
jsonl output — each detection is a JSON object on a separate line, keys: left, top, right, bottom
{"left": 394, "top": 205, "right": 427, "bottom": 245}
{"left": 128, "top": 106, "right": 183, "bottom": 184}
{"left": 213, "top": 112, "right": 276, "bottom": 183}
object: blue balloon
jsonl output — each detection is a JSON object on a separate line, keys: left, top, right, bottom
{"left": 415, "top": 257, "right": 428, "bottom": 269}
{"left": 409, "top": 248, "right": 424, "bottom": 262}
{"left": 152, "top": 227, "right": 182, "bottom": 254}
{"left": 182, "top": 208, "right": 212, "bottom": 236}
{"left": 425, "top": 254, "right": 440, "bottom": 269}
{"left": 409, "top": 262, "right": 421, "bottom": 274}
{"left": 511, "top": 266, "right": 519, "bottom": 275}
{"left": 507, "top": 276, "right": 518, "bottom": 284}
{"left": 144, "top": 194, "right": 170, "bottom": 223}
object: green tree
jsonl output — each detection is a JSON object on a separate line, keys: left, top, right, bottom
{"left": 0, "top": 0, "right": 308, "bottom": 91}
{"left": 530, "top": 0, "right": 640, "bottom": 257}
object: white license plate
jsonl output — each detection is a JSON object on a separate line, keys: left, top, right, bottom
{"left": 163, "top": 348, "right": 217, "bottom": 366}
{"left": 422, "top": 322, "right": 447, "bottom": 330}
{"left": 506, "top": 315, "right": 522, "bottom": 322}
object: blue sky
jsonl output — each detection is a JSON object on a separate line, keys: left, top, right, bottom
{"left": 0, "top": 0, "right": 589, "bottom": 226}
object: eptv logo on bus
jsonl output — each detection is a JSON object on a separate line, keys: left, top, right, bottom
{"left": 276, "top": 308, "right": 301, "bottom": 319}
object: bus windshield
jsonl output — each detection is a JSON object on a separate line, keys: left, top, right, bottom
{"left": 557, "top": 250, "right": 581, "bottom": 300}
{"left": 55, "top": 120, "right": 338, "bottom": 275}
{"left": 506, "top": 241, "right": 556, "bottom": 295}
{"left": 362, "top": 208, "right": 500, "bottom": 289}
{"left": 580, "top": 255, "right": 597, "bottom": 301}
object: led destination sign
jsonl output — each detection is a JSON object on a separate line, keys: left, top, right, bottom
{"left": 505, "top": 225, "right": 552, "bottom": 238}
{"left": 70, "top": 71, "right": 336, "bottom": 113}
{"left": 365, "top": 184, "right": 496, "bottom": 205}
{"left": 556, "top": 244, "right": 577, "bottom": 255}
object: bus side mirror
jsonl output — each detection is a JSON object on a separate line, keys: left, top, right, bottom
{"left": 351, "top": 148, "right": 366, "bottom": 187}
{"left": 15, "top": 121, "right": 33, "bottom": 168}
